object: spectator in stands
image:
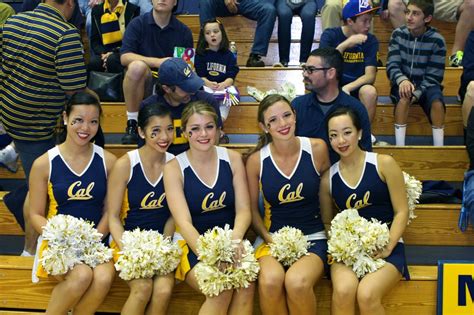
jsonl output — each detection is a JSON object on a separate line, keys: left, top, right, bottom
{"left": 1, "top": 0, "right": 92, "bottom": 256}
{"left": 21, "top": 0, "right": 86, "bottom": 29}
{"left": 88, "top": 0, "right": 140, "bottom": 73}
{"left": 274, "top": 0, "right": 320, "bottom": 67}
{"left": 382, "top": 0, "right": 474, "bottom": 67}
{"left": 195, "top": 18, "right": 239, "bottom": 122}
{"left": 245, "top": 94, "right": 330, "bottom": 315}
{"left": 199, "top": 0, "right": 277, "bottom": 67}
{"left": 140, "top": 58, "right": 223, "bottom": 155}
{"left": 291, "top": 47, "right": 372, "bottom": 163}
{"left": 320, "top": 106, "right": 409, "bottom": 315}
{"left": 322, "top": 0, "right": 376, "bottom": 29}
{"left": 460, "top": 30, "right": 474, "bottom": 137}
{"left": 386, "top": 0, "right": 446, "bottom": 146}
{"left": 0, "top": 3, "right": 19, "bottom": 174}
{"left": 29, "top": 92, "right": 116, "bottom": 314}
{"left": 120, "top": 0, "right": 193, "bottom": 144}
{"left": 320, "top": 0, "right": 379, "bottom": 143}
{"left": 108, "top": 103, "right": 176, "bottom": 315}
{"left": 164, "top": 101, "right": 255, "bottom": 315}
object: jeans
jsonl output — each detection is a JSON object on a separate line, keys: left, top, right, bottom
{"left": 14, "top": 138, "right": 55, "bottom": 184}
{"left": 199, "top": 0, "right": 277, "bottom": 56}
{"left": 276, "top": 0, "right": 318, "bottom": 63}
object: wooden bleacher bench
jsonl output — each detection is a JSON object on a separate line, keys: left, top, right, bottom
{"left": 174, "top": 15, "right": 456, "bottom": 66}
{"left": 100, "top": 100, "right": 463, "bottom": 136}
{"left": 0, "top": 255, "right": 438, "bottom": 314}
{"left": 0, "top": 145, "right": 468, "bottom": 181}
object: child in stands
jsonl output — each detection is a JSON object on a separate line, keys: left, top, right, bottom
{"left": 195, "top": 19, "right": 240, "bottom": 122}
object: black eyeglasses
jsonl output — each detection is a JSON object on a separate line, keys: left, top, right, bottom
{"left": 302, "top": 66, "right": 330, "bottom": 74}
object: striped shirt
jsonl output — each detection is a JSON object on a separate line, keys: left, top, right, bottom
{"left": 386, "top": 26, "right": 446, "bottom": 101}
{"left": 0, "top": 4, "right": 87, "bottom": 141}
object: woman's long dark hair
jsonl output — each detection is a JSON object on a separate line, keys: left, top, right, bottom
{"left": 56, "top": 92, "right": 104, "bottom": 147}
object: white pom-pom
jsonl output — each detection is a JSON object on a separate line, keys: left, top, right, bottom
{"left": 194, "top": 225, "right": 259, "bottom": 297}
{"left": 328, "top": 209, "right": 390, "bottom": 278}
{"left": 403, "top": 171, "right": 422, "bottom": 224}
{"left": 40, "top": 214, "right": 112, "bottom": 276}
{"left": 269, "top": 226, "right": 311, "bottom": 267}
{"left": 115, "top": 229, "right": 181, "bottom": 281}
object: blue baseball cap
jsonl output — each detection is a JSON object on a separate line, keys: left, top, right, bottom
{"left": 158, "top": 58, "right": 204, "bottom": 93}
{"left": 342, "top": 0, "right": 379, "bottom": 21}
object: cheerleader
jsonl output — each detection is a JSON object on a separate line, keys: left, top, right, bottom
{"left": 245, "top": 94, "right": 330, "bottom": 314}
{"left": 108, "top": 103, "right": 175, "bottom": 315}
{"left": 29, "top": 92, "right": 117, "bottom": 315}
{"left": 163, "top": 100, "right": 255, "bottom": 315}
{"left": 320, "top": 106, "right": 409, "bottom": 315}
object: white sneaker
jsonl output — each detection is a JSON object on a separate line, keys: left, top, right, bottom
{"left": 20, "top": 250, "right": 34, "bottom": 257}
{"left": 0, "top": 145, "right": 19, "bottom": 173}
{"left": 371, "top": 134, "right": 377, "bottom": 144}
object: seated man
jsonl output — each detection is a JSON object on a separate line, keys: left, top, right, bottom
{"left": 120, "top": 0, "right": 193, "bottom": 144}
{"left": 199, "top": 0, "right": 276, "bottom": 67}
{"left": 320, "top": 0, "right": 379, "bottom": 142}
{"left": 383, "top": 0, "right": 473, "bottom": 66}
{"left": 88, "top": 0, "right": 140, "bottom": 73}
{"left": 460, "top": 30, "right": 474, "bottom": 139}
{"left": 387, "top": 0, "right": 446, "bottom": 146}
{"left": 140, "top": 58, "right": 223, "bottom": 155}
{"left": 291, "top": 47, "right": 373, "bottom": 163}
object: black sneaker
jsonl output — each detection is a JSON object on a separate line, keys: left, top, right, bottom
{"left": 246, "top": 53, "right": 265, "bottom": 67}
{"left": 121, "top": 119, "right": 138, "bottom": 144}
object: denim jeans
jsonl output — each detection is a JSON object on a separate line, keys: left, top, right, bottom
{"left": 14, "top": 138, "right": 55, "bottom": 184}
{"left": 199, "top": 0, "right": 277, "bottom": 56}
{"left": 276, "top": 0, "right": 318, "bottom": 63}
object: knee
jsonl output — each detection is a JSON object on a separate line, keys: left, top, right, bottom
{"left": 277, "top": 6, "right": 293, "bottom": 20}
{"left": 124, "top": 61, "right": 148, "bottom": 81}
{"left": 284, "top": 272, "right": 314, "bottom": 297}
{"left": 130, "top": 279, "right": 153, "bottom": 303}
{"left": 357, "top": 287, "right": 382, "bottom": 312}
{"left": 205, "top": 290, "right": 233, "bottom": 311}
{"left": 431, "top": 100, "right": 445, "bottom": 112}
{"left": 151, "top": 281, "right": 173, "bottom": 302}
{"left": 258, "top": 270, "right": 285, "bottom": 296}
{"left": 461, "top": 0, "right": 474, "bottom": 15}
{"left": 388, "top": 0, "right": 405, "bottom": 12}
{"left": 332, "top": 283, "right": 357, "bottom": 306}
{"left": 92, "top": 266, "right": 115, "bottom": 289}
{"left": 360, "top": 85, "right": 378, "bottom": 101}
{"left": 69, "top": 266, "right": 94, "bottom": 293}
{"left": 467, "top": 81, "right": 474, "bottom": 97}
{"left": 322, "top": 0, "right": 342, "bottom": 12}
{"left": 262, "top": 3, "right": 277, "bottom": 19}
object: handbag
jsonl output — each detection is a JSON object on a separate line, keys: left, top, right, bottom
{"left": 286, "top": 0, "right": 309, "bottom": 10}
{"left": 88, "top": 71, "right": 124, "bottom": 102}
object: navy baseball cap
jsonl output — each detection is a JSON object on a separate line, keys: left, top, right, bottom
{"left": 158, "top": 58, "right": 204, "bottom": 93}
{"left": 342, "top": 0, "right": 379, "bottom": 21}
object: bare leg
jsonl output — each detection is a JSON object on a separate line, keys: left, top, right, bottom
{"left": 123, "top": 61, "right": 153, "bottom": 114}
{"left": 394, "top": 97, "right": 410, "bottom": 125}
{"left": 228, "top": 282, "right": 256, "bottom": 315}
{"left": 330, "top": 262, "right": 359, "bottom": 315}
{"left": 357, "top": 263, "right": 401, "bottom": 315}
{"left": 430, "top": 99, "right": 445, "bottom": 128}
{"left": 145, "top": 273, "right": 175, "bottom": 315}
{"left": 122, "top": 278, "right": 153, "bottom": 315}
{"left": 285, "top": 253, "right": 325, "bottom": 314}
{"left": 73, "top": 261, "right": 115, "bottom": 315}
{"left": 257, "top": 255, "right": 288, "bottom": 315}
{"left": 452, "top": 1, "right": 474, "bottom": 54}
{"left": 359, "top": 85, "right": 378, "bottom": 124}
{"left": 45, "top": 264, "right": 93, "bottom": 315}
{"left": 185, "top": 266, "right": 233, "bottom": 315}
{"left": 23, "top": 192, "right": 38, "bottom": 255}
{"left": 387, "top": 0, "right": 406, "bottom": 28}
{"left": 462, "top": 81, "right": 474, "bottom": 127}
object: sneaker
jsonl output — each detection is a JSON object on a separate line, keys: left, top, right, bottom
{"left": 449, "top": 51, "right": 463, "bottom": 67}
{"left": 246, "top": 53, "right": 265, "bottom": 67}
{"left": 299, "top": 62, "right": 306, "bottom": 67}
{"left": 0, "top": 145, "right": 18, "bottom": 173}
{"left": 273, "top": 61, "right": 288, "bottom": 68}
{"left": 374, "top": 140, "right": 391, "bottom": 146}
{"left": 121, "top": 120, "right": 138, "bottom": 144}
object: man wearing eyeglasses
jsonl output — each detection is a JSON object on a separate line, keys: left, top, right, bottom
{"left": 291, "top": 47, "right": 373, "bottom": 163}
{"left": 319, "top": 0, "right": 379, "bottom": 143}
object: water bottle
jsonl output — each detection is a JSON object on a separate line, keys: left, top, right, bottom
{"left": 230, "top": 41, "right": 238, "bottom": 61}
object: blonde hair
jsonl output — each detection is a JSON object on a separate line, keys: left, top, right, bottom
{"left": 181, "top": 100, "right": 219, "bottom": 132}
